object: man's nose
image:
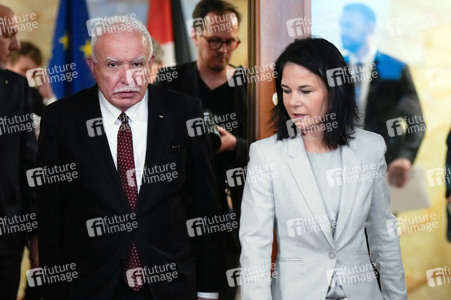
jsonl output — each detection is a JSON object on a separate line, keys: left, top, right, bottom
{"left": 10, "top": 35, "right": 20, "bottom": 52}
{"left": 217, "top": 42, "right": 227, "bottom": 53}
{"left": 120, "top": 64, "right": 132, "bottom": 85}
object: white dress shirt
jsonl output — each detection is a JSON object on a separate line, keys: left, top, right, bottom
{"left": 98, "top": 90, "right": 148, "bottom": 192}
{"left": 98, "top": 91, "right": 219, "bottom": 299}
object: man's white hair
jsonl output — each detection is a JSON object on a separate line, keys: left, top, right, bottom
{"left": 90, "top": 16, "right": 153, "bottom": 61}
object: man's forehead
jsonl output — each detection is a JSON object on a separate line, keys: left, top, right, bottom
{"left": 95, "top": 32, "right": 149, "bottom": 53}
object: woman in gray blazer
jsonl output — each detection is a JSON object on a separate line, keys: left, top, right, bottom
{"left": 239, "top": 38, "right": 407, "bottom": 300}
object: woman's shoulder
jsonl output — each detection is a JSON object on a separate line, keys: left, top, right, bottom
{"left": 250, "top": 134, "right": 281, "bottom": 149}
{"left": 350, "top": 128, "right": 386, "bottom": 155}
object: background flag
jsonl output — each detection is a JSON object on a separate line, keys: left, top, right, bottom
{"left": 147, "top": 0, "right": 191, "bottom": 65}
{"left": 49, "top": 0, "right": 95, "bottom": 99}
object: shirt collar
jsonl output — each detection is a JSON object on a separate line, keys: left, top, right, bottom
{"left": 98, "top": 89, "right": 148, "bottom": 126}
{"left": 349, "top": 43, "right": 378, "bottom": 65}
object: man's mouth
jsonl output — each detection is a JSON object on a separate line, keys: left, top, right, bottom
{"left": 113, "top": 87, "right": 140, "bottom": 97}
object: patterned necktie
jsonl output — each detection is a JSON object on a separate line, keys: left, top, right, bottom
{"left": 117, "top": 112, "right": 143, "bottom": 291}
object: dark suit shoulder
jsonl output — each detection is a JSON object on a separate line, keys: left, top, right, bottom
{"left": 149, "top": 83, "right": 201, "bottom": 112}
{"left": 154, "top": 61, "right": 197, "bottom": 89}
{"left": 375, "top": 51, "right": 407, "bottom": 80}
{"left": 0, "top": 69, "right": 30, "bottom": 90}
{"left": 0, "top": 69, "right": 27, "bottom": 82}
{"left": 170, "top": 61, "right": 197, "bottom": 74}
{"left": 44, "top": 85, "right": 97, "bottom": 114}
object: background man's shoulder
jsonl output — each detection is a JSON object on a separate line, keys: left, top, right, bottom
{"left": 149, "top": 84, "right": 202, "bottom": 114}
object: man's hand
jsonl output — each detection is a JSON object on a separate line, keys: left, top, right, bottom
{"left": 387, "top": 158, "right": 412, "bottom": 187}
{"left": 29, "top": 235, "right": 39, "bottom": 268}
{"left": 217, "top": 126, "right": 237, "bottom": 153}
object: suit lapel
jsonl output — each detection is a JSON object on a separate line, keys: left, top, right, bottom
{"left": 136, "top": 85, "right": 173, "bottom": 208}
{"left": 334, "top": 143, "right": 361, "bottom": 242}
{"left": 287, "top": 136, "right": 334, "bottom": 248}
{"left": 75, "top": 86, "right": 126, "bottom": 210}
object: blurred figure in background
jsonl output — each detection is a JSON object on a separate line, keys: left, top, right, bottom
{"left": 155, "top": 1, "right": 247, "bottom": 299}
{"left": 0, "top": 4, "right": 38, "bottom": 300}
{"left": 7, "top": 41, "right": 56, "bottom": 138}
{"left": 7, "top": 41, "right": 57, "bottom": 113}
{"left": 148, "top": 38, "right": 165, "bottom": 84}
{"left": 340, "top": 3, "right": 425, "bottom": 188}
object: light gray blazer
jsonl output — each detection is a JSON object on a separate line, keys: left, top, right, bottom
{"left": 239, "top": 128, "right": 407, "bottom": 300}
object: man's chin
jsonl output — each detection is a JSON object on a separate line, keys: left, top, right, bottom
{"left": 208, "top": 64, "right": 227, "bottom": 72}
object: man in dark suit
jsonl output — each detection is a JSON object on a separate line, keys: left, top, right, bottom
{"left": 156, "top": 2, "right": 247, "bottom": 298}
{"left": 340, "top": 3, "right": 425, "bottom": 188}
{"left": 0, "top": 5, "right": 38, "bottom": 300}
{"left": 36, "top": 18, "right": 223, "bottom": 300}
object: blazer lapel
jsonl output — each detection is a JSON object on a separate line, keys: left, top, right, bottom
{"left": 287, "top": 136, "right": 334, "bottom": 248}
{"left": 334, "top": 143, "right": 361, "bottom": 242}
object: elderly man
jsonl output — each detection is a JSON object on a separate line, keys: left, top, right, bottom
{"left": 0, "top": 4, "right": 37, "bottom": 300}
{"left": 37, "top": 18, "right": 223, "bottom": 300}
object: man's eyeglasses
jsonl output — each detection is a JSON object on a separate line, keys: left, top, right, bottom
{"left": 200, "top": 35, "right": 241, "bottom": 50}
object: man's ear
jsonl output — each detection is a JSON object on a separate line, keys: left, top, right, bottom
{"left": 86, "top": 56, "right": 97, "bottom": 80}
{"left": 148, "top": 53, "right": 155, "bottom": 68}
{"left": 191, "top": 30, "right": 200, "bottom": 46}
{"left": 366, "top": 21, "right": 375, "bottom": 36}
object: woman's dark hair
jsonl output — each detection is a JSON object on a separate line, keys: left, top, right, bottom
{"left": 272, "top": 37, "right": 358, "bottom": 149}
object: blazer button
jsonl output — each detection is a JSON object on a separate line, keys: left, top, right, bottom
{"left": 329, "top": 252, "right": 336, "bottom": 259}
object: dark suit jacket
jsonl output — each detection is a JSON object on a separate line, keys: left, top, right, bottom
{"left": 346, "top": 51, "right": 425, "bottom": 164}
{"left": 0, "top": 70, "right": 37, "bottom": 256}
{"left": 155, "top": 62, "right": 248, "bottom": 232}
{"left": 37, "top": 84, "right": 223, "bottom": 299}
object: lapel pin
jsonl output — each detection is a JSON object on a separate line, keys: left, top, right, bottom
{"left": 159, "top": 115, "right": 164, "bottom": 118}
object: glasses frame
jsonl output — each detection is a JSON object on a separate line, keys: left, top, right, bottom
{"left": 199, "top": 35, "right": 241, "bottom": 50}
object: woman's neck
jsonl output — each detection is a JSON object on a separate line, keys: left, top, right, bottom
{"left": 302, "top": 131, "right": 331, "bottom": 153}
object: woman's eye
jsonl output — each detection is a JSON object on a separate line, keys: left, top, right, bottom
{"left": 301, "top": 90, "right": 311, "bottom": 94}
{"left": 282, "top": 89, "right": 291, "bottom": 94}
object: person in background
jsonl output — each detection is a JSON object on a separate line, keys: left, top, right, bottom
{"left": 7, "top": 41, "right": 56, "bottom": 138}
{"left": 239, "top": 37, "right": 406, "bottom": 300}
{"left": 0, "top": 4, "right": 38, "bottom": 300}
{"left": 155, "top": 2, "right": 247, "bottom": 298}
{"left": 7, "top": 41, "right": 57, "bottom": 113}
{"left": 340, "top": 3, "right": 425, "bottom": 188}
{"left": 148, "top": 38, "right": 164, "bottom": 84}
